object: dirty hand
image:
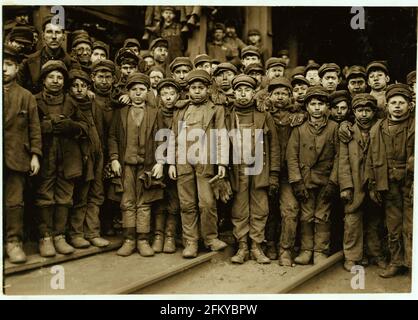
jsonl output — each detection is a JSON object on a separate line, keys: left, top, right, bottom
{"left": 338, "top": 121, "right": 353, "bottom": 144}
{"left": 168, "top": 165, "right": 177, "bottom": 180}
{"left": 29, "top": 154, "right": 40, "bottom": 176}
{"left": 111, "top": 160, "right": 122, "bottom": 177}
{"left": 119, "top": 94, "right": 130, "bottom": 105}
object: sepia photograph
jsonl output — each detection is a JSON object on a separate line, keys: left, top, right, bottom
{"left": 1, "top": 3, "right": 417, "bottom": 298}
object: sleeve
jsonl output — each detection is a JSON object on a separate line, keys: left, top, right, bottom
{"left": 338, "top": 137, "right": 353, "bottom": 191}
{"left": 27, "top": 92, "right": 42, "bottom": 157}
{"left": 215, "top": 105, "right": 229, "bottom": 167}
{"left": 108, "top": 109, "right": 121, "bottom": 161}
{"left": 329, "top": 124, "right": 340, "bottom": 186}
{"left": 286, "top": 126, "right": 302, "bottom": 184}
{"left": 266, "top": 112, "right": 280, "bottom": 174}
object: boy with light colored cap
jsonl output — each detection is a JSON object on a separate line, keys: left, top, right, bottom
{"left": 365, "top": 83, "right": 414, "bottom": 278}
{"left": 91, "top": 41, "right": 109, "bottom": 64}
{"left": 109, "top": 73, "right": 165, "bottom": 257}
{"left": 287, "top": 86, "right": 340, "bottom": 265}
{"left": 226, "top": 74, "right": 280, "bottom": 265}
{"left": 168, "top": 69, "right": 229, "bottom": 258}
{"left": 339, "top": 93, "right": 386, "bottom": 272}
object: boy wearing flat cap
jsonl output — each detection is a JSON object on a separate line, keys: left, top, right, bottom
{"left": 211, "top": 62, "right": 238, "bottom": 108}
{"left": 366, "top": 60, "right": 390, "bottom": 116}
{"left": 346, "top": 65, "right": 367, "bottom": 97}
{"left": 67, "top": 69, "right": 110, "bottom": 249}
{"left": 194, "top": 54, "right": 212, "bottom": 76}
{"left": 291, "top": 74, "right": 310, "bottom": 108}
{"left": 112, "top": 48, "right": 139, "bottom": 106}
{"left": 244, "top": 63, "right": 264, "bottom": 92}
{"left": 240, "top": 46, "right": 262, "bottom": 70}
{"left": 365, "top": 83, "right": 414, "bottom": 278}
{"left": 329, "top": 90, "right": 352, "bottom": 124}
{"left": 3, "top": 45, "right": 42, "bottom": 263}
{"left": 91, "top": 41, "right": 109, "bottom": 64}
{"left": 34, "top": 60, "right": 88, "bottom": 257}
{"left": 287, "top": 86, "right": 340, "bottom": 265}
{"left": 149, "top": 38, "right": 170, "bottom": 76}
{"left": 265, "top": 77, "right": 305, "bottom": 265}
{"left": 226, "top": 74, "right": 280, "bottom": 265}
{"left": 207, "top": 23, "right": 232, "bottom": 63}
{"left": 168, "top": 69, "right": 229, "bottom": 258}
{"left": 319, "top": 63, "right": 341, "bottom": 94}
{"left": 170, "top": 57, "right": 193, "bottom": 98}
{"left": 246, "top": 29, "right": 269, "bottom": 65}
{"left": 339, "top": 93, "right": 386, "bottom": 272}
{"left": 108, "top": 73, "right": 164, "bottom": 257}
{"left": 151, "top": 79, "right": 182, "bottom": 253}
{"left": 305, "top": 62, "right": 321, "bottom": 86}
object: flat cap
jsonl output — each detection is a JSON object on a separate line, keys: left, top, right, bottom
{"left": 266, "top": 57, "right": 286, "bottom": 70}
{"left": 72, "top": 33, "right": 92, "bottom": 49}
{"left": 211, "top": 58, "right": 221, "bottom": 65}
{"left": 40, "top": 60, "right": 68, "bottom": 80}
{"left": 304, "top": 85, "right": 329, "bottom": 103}
{"left": 3, "top": 44, "right": 23, "bottom": 63}
{"left": 115, "top": 47, "right": 139, "bottom": 66}
{"left": 386, "top": 83, "right": 412, "bottom": 101}
{"left": 268, "top": 76, "right": 292, "bottom": 92}
{"left": 141, "top": 50, "right": 153, "bottom": 59}
{"left": 9, "top": 26, "right": 33, "bottom": 44}
{"left": 124, "top": 38, "right": 140, "bottom": 49}
{"left": 318, "top": 63, "right": 341, "bottom": 78}
{"left": 241, "top": 45, "right": 261, "bottom": 59}
{"left": 231, "top": 74, "right": 257, "bottom": 90}
{"left": 278, "top": 49, "right": 289, "bottom": 57}
{"left": 406, "top": 70, "right": 416, "bottom": 85}
{"left": 169, "top": 57, "right": 193, "bottom": 72}
{"left": 291, "top": 75, "right": 310, "bottom": 87}
{"left": 305, "top": 61, "right": 320, "bottom": 74}
{"left": 126, "top": 72, "right": 150, "bottom": 89}
{"left": 247, "top": 29, "right": 261, "bottom": 36}
{"left": 161, "top": 6, "right": 176, "bottom": 12}
{"left": 213, "top": 23, "right": 225, "bottom": 32}
{"left": 346, "top": 65, "right": 367, "bottom": 80}
{"left": 352, "top": 93, "right": 377, "bottom": 110}
{"left": 149, "top": 38, "right": 169, "bottom": 51}
{"left": 213, "top": 62, "right": 238, "bottom": 76}
{"left": 186, "top": 69, "right": 211, "bottom": 85}
{"left": 292, "top": 66, "right": 306, "bottom": 78}
{"left": 157, "top": 78, "right": 181, "bottom": 92}
{"left": 69, "top": 68, "right": 91, "bottom": 85}
{"left": 330, "top": 90, "right": 351, "bottom": 107}
{"left": 41, "top": 14, "right": 64, "bottom": 30}
{"left": 366, "top": 60, "right": 389, "bottom": 75}
{"left": 244, "top": 63, "right": 264, "bottom": 75}
{"left": 193, "top": 54, "right": 211, "bottom": 67}
{"left": 92, "top": 40, "right": 109, "bottom": 57}
{"left": 92, "top": 59, "right": 115, "bottom": 73}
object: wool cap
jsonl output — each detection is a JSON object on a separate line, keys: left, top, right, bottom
{"left": 92, "top": 59, "right": 115, "bottom": 73}
{"left": 193, "top": 54, "right": 211, "bottom": 67}
{"left": 186, "top": 69, "right": 211, "bottom": 85}
{"left": 318, "top": 63, "right": 341, "bottom": 78}
{"left": 157, "top": 78, "right": 181, "bottom": 92}
{"left": 386, "top": 83, "right": 412, "bottom": 101}
{"left": 366, "top": 60, "right": 389, "bottom": 75}
{"left": 231, "top": 74, "right": 257, "bottom": 90}
{"left": 268, "top": 76, "right": 292, "bottom": 92}
{"left": 213, "top": 62, "right": 238, "bottom": 76}
{"left": 126, "top": 72, "right": 150, "bottom": 89}
{"left": 346, "top": 65, "right": 367, "bottom": 80}
{"left": 352, "top": 93, "right": 378, "bottom": 110}
{"left": 330, "top": 90, "right": 351, "bottom": 107}
{"left": 304, "top": 85, "right": 329, "bottom": 103}
{"left": 265, "top": 57, "right": 286, "bottom": 70}
{"left": 169, "top": 57, "right": 193, "bottom": 72}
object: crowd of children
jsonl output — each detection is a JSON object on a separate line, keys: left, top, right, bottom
{"left": 3, "top": 7, "right": 416, "bottom": 280}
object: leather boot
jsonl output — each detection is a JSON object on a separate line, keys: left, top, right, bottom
{"left": 379, "top": 265, "right": 402, "bottom": 278}
{"left": 152, "top": 212, "right": 166, "bottom": 253}
{"left": 278, "top": 248, "right": 293, "bottom": 266}
{"left": 71, "top": 237, "right": 91, "bottom": 249}
{"left": 182, "top": 240, "right": 198, "bottom": 258}
{"left": 344, "top": 260, "right": 356, "bottom": 272}
{"left": 231, "top": 240, "right": 249, "bottom": 264}
{"left": 250, "top": 242, "right": 271, "bottom": 264}
{"left": 295, "top": 222, "right": 313, "bottom": 265}
{"left": 117, "top": 227, "right": 136, "bottom": 256}
{"left": 7, "top": 241, "right": 27, "bottom": 264}
{"left": 163, "top": 214, "right": 177, "bottom": 253}
{"left": 89, "top": 237, "right": 110, "bottom": 247}
{"left": 206, "top": 238, "right": 228, "bottom": 251}
{"left": 39, "top": 236, "right": 56, "bottom": 257}
{"left": 54, "top": 235, "right": 75, "bottom": 255}
{"left": 137, "top": 233, "right": 154, "bottom": 257}
{"left": 265, "top": 241, "right": 278, "bottom": 260}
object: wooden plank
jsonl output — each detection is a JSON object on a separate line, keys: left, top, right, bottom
{"left": 112, "top": 251, "right": 219, "bottom": 294}
{"left": 4, "top": 239, "right": 123, "bottom": 276}
{"left": 275, "top": 251, "right": 344, "bottom": 293}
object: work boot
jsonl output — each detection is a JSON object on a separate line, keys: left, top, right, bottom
{"left": 7, "top": 241, "right": 27, "bottom": 264}
{"left": 206, "top": 238, "right": 228, "bottom": 251}
{"left": 344, "top": 260, "right": 356, "bottom": 272}
{"left": 89, "top": 237, "right": 110, "bottom": 248}
{"left": 250, "top": 242, "right": 271, "bottom": 264}
{"left": 137, "top": 239, "right": 154, "bottom": 257}
{"left": 117, "top": 239, "right": 136, "bottom": 256}
{"left": 314, "top": 252, "right": 328, "bottom": 264}
{"left": 39, "top": 236, "right": 56, "bottom": 257}
{"left": 371, "top": 256, "right": 387, "bottom": 269}
{"left": 163, "top": 236, "right": 176, "bottom": 253}
{"left": 231, "top": 240, "right": 249, "bottom": 264}
{"left": 71, "top": 237, "right": 90, "bottom": 249}
{"left": 278, "top": 248, "right": 293, "bottom": 266}
{"left": 182, "top": 240, "right": 198, "bottom": 258}
{"left": 314, "top": 222, "right": 331, "bottom": 257}
{"left": 379, "top": 265, "right": 401, "bottom": 278}
{"left": 152, "top": 234, "right": 164, "bottom": 253}
{"left": 163, "top": 214, "right": 177, "bottom": 253}
{"left": 54, "top": 235, "right": 75, "bottom": 255}
{"left": 265, "top": 241, "right": 278, "bottom": 260}
{"left": 294, "top": 250, "right": 312, "bottom": 265}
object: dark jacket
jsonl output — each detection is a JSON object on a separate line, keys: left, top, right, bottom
{"left": 36, "top": 92, "right": 87, "bottom": 180}
{"left": 18, "top": 46, "right": 73, "bottom": 94}
{"left": 287, "top": 117, "right": 339, "bottom": 188}
{"left": 108, "top": 104, "right": 164, "bottom": 203}
{"left": 225, "top": 106, "right": 281, "bottom": 192}
{"left": 4, "top": 82, "right": 42, "bottom": 172}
